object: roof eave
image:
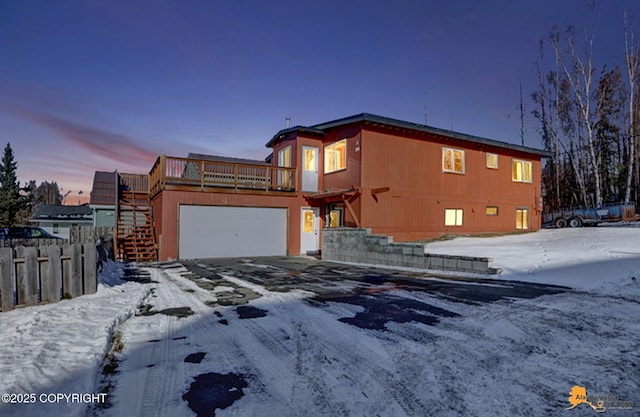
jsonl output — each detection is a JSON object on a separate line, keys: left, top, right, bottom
{"left": 265, "top": 126, "right": 325, "bottom": 148}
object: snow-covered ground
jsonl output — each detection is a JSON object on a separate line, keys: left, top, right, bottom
{"left": 0, "top": 227, "right": 638, "bottom": 416}
{"left": 424, "top": 226, "right": 640, "bottom": 290}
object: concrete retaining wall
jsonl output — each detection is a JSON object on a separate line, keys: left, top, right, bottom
{"left": 322, "top": 228, "right": 500, "bottom": 275}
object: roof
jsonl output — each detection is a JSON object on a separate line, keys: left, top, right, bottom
{"left": 187, "top": 153, "right": 270, "bottom": 166}
{"left": 90, "top": 171, "right": 116, "bottom": 206}
{"left": 266, "top": 113, "right": 551, "bottom": 157}
{"left": 31, "top": 204, "right": 93, "bottom": 221}
{"left": 265, "top": 125, "right": 326, "bottom": 148}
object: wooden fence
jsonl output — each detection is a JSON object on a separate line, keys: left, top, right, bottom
{"left": 69, "top": 226, "right": 115, "bottom": 244}
{"left": 0, "top": 243, "right": 97, "bottom": 312}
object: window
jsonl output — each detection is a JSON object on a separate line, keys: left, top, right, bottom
{"left": 278, "top": 146, "right": 291, "bottom": 167}
{"left": 324, "top": 139, "right": 347, "bottom": 173}
{"left": 485, "top": 206, "right": 498, "bottom": 216}
{"left": 53, "top": 223, "right": 59, "bottom": 234}
{"left": 445, "top": 209, "right": 463, "bottom": 226}
{"left": 303, "top": 210, "right": 315, "bottom": 233}
{"left": 516, "top": 208, "right": 529, "bottom": 230}
{"left": 442, "top": 147, "right": 465, "bottom": 174}
{"left": 303, "top": 148, "right": 316, "bottom": 171}
{"left": 486, "top": 153, "right": 498, "bottom": 169}
{"left": 328, "top": 209, "right": 342, "bottom": 227}
{"left": 512, "top": 159, "right": 532, "bottom": 183}
{"left": 277, "top": 146, "right": 292, "bottom": 187}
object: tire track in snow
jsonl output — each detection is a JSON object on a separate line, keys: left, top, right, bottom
{"left": 215, "top": 272, "right": 432, "bottom": 416}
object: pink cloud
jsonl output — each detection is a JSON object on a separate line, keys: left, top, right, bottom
{"left": 3, "top": 104, "right": 158, "bottom": 167}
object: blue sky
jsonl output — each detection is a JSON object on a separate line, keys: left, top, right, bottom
{"left": 0, "top": 0, "right": 638, "bottom": 203}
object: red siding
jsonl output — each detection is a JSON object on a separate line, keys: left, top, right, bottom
{"left": 152, "top": 120, "right": 546, "bottom": 260}
{"left": 153, "top": 190, "right": 306, "bottom": 261}
{"left": 358, "top": 127, "right": 543, "bottom": 241}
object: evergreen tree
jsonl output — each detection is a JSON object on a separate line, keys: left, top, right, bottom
{"left": 0, "top": 143, "right": 33, "bottom": 226}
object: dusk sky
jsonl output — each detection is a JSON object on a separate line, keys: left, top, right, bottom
{"left": 1, "top": 0, "right": 639, "bottom": 204}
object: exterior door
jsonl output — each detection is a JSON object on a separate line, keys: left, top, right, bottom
{"left": 301, "top": 146, "right": 318, "bottom": 192}
{"left": 300, "top": 207, "right": 319, "bottom": 254}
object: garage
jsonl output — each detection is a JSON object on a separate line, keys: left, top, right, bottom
{"left": 178, "top": 205, "right": 288, "bottom": 259}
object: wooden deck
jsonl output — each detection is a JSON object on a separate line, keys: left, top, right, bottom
{"left": 149, "top": 155, "right": 297, "bottom": 196}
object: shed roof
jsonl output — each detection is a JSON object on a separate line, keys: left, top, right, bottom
{"left": 266, "top": 113, "right": 551, "bottom": 157}
{"left": 90, "top": 171, "right": 116, "bottom": 206}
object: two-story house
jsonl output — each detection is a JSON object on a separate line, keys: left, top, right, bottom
{"left": 148, "top": 113, "right": 550, "bottom": 261}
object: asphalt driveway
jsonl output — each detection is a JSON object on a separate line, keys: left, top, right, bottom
{"left": 179, "top": 256, "right": 569, "bottom": 324}
{"left": 102, "top": 256, "right": 637, "bottom": 417}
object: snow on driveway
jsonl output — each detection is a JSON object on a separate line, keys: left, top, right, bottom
{"left": 0, "top": 227, "right": 639, "bottom": 417}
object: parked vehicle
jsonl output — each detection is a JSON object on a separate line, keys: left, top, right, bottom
{"left": 0, "top": 226, "right": 62, "bottom": 239}
{"left": 542, "top": 202, "right": 636, "bottom": 228}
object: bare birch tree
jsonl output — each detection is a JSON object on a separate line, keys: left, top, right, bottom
{"left": 549, "top": 25, "right": 604, "bottom": 207}
{"left": 624, "top": 12, "right": 640, "bottom": 203}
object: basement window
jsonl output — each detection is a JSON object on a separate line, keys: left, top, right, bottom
{"left": 442, "top": 147, "right": 465, "bottom": 174}
{"left": 445, "top": 208, "right": 463, "bottom": 226}
{"left": 485, "top": 206, "right": 498, "bottom": 216}
{"left": 324, "top": 139, "right": 347, "bottom": 173}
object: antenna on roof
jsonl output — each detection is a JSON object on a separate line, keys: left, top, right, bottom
{"left": 423, "top": 90, "right": 428, "bottom": 124}
{"left": 285, "top": 116, "right": 291, "bottom": 128}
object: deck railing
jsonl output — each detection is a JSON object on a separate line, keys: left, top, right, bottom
{"left": 149, "top": 155, "right": 297, "bottom": 195}
{"left": 119, "top": 173, "right": 149, "bottom": 193}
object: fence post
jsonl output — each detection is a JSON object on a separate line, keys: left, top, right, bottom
{"left": 39, "top": 246, "right": 50, "bottom": 303}
{"left": 83, "top": 243, "right": 97, "bottom": 295}
{"left": 43, "top": 245, "right": 62, "bottom": 303}
{"left": 16, "top": 246, "right": 38, "bottom": 307}
{"left": 0, "top": 247, "right": 13, "bottom": 311}
{"left": 62, "top": 244, "right": 82, "bottom": 298}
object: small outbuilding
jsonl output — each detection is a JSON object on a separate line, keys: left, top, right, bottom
{"left": 31, "top": 204, "right": 93, "bottom": 239}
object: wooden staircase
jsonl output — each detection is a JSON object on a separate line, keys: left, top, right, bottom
{"left": 116, "top": 173, "right": 158, "bottom": 263}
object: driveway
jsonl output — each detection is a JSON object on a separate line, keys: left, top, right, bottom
{"left": 180, "top": 256, "right": 568, "bottom": 329}
{"left": 95, "top": 256, "right": 639, "bottom": 417}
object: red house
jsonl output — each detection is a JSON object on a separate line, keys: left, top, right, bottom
{"left": 147, "top": 113, "right": 549, "bottom": 261}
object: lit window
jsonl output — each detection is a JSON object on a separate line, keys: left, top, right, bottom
{"left": 486, "top": 153, "right": 498, "bottom": 169}
{"left": 442, "top": 147, "right": 465, "bottom": 174}
{"left": 445, "top": 209, "right": 463, "bottom": 226}
{"left": 278, "top": 146, "right": 291, "bottom": 167}
{"left": 486, "top": 206, "right": 498, "bottom": 216}
{"left": 512, "top": 159, "right": 532, "bottom": 183}
{"left": 303, "top": 210, "right": 314, "bottom": 233}
{"left": 324, "top": 140, "right": 347, "bottom": 173}
{"left": 516, "top": 208, "right": 529, "bottom": 229}
{"left": 277, "top": 146, "right": 292, "bottom": 187}
{"left": 304, "top": 148, "right": 316, "bottom": 171}
{"left": 329, "top": 209, "right": 342, "bottom": 227}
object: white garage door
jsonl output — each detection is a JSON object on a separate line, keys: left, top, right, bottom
{"left": 179, "top": 205, "right": 287, "bottom": 259}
